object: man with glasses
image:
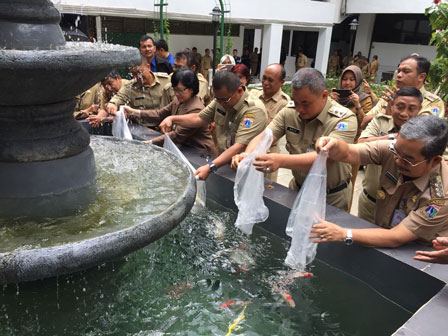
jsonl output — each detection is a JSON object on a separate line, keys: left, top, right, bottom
{"left": 357, "top": 87, "right": 426, "bottom": 223}
{"left": 159, "top": 70, "right": 267, "bottom": 180}
{"left": 311, "top": 115, "right": 448, "bottom": 248}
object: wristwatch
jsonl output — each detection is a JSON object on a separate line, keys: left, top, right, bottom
{"left": 388, "top": 134, "right": 396, "bottom": 140}
{"left": 344, "top": 229, "right": 353, "bottom": 245}
{"left": 208, "top": 161, "right": 217, "bottom": 173}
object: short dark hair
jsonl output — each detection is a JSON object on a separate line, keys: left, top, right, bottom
{"left": 212, "top": 70, "right": 241, "bottom": 92}
{"left": 373, "top": 55, "right": 378, "bottom": 60}
{"left": 233, "top": 49, "right": 237, "bottom": 52}
{"left": 292, "top": 68, "right": 326, "bottom": 95}
{"left": 103, "top": 70, "right": 120, "bottom": 80}
{"left": 393, "top": 86, "right": 423, "bottom": 104}
{"left": 399, "top": 116, "right": 448, "bottom": 160}
{"left": 155, "top": 39, "right": 169, "bottom": 51}
{"left": 175, "top": 50, "right": 198, "bottom": 73}
{"left": 230, "top": 64, "right": 250, "bottom": 85}
{"left": 138, "top": 34, "right": 154, "bottom": 47}
{"left": 400, "top": 55, "right": 430, "bottom": 79}
{"left": 192, "top": 47, "right": 197, "bottom": 51}
{"left": 205, "top": 48, "right": 210, "bottom": 52}
{"left": 171, "top": 67, "right": 199, "bottom": 96}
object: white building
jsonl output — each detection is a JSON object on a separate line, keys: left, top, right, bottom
{"left": 52, "top": 0, "right": 438, "bottom": 80}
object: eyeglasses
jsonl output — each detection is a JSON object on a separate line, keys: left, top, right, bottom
{"left": 173, "top": 87, "right": 189, "bottom": 93}
{"left": 388, "top": 142, "right": 427, "bottom": 167}
{"left": 215, "top": 94, "right": 233, "bottom": 104}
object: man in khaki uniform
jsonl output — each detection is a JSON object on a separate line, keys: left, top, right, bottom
{"left": 201, "top": 49, "right": 212, "bottom": 80}
{"left": 159, "top": 70, "right": 268, "bottom": 180}
{"left": 87, "top": 70, "right": 131, "bottom": 127}
{"left": 192, "top": 47, "right": 202, "bottom": 70}
{"left": 328, "top": 51, "right": 340, "bottom": 77}
{"left": 250, "top": 47, "right": 259, "bottom": 76}
{"left": 313, "top": 116, "right": 448, "bottom": 248}
{"left": 106, "top": 65, "right": 170, "bottom": 126}
{"left": 363, "top": 55, "right": 445, "bottom": 127}
{"left": 233, "top": 68, "right": 357, "bottom": 211}
{"left": 73, "top": 82, "right": 101, "bottom": 119}
{"left": 250, "top": 63, "right": 290, "bottom": 181}
{"left": 358, "top": 87, "right": 424, "bottom": 223}
{"left": 369, "top": 55, "right": 379, "bottom": 83}
{"left": 161, "top": 50, "right": 211, "bottom": 107}
{"left": 295, "top": 50, "right": 307, "bottom": 72}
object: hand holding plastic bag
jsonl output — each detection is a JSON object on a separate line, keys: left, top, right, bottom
{"left": 234, "top": 129, "right": 274, "bottom": 234}
{"left": 285, "top": 151, "right": 328, "bottom": 270}
{"left": 163, "top": 135, "right": 206, "bottom": 207}
{"left": 112, "top": 106, "right": 133, "bottom": 140}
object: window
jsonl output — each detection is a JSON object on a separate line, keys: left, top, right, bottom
{"left": 372, "top": 14, "right": 431, "bottom": 45}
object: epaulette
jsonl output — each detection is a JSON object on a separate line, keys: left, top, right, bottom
{"left": 154, "top": 72, "right": 170, "bottom": 78}
{"left": 423, "top": 90, "right": 440, "bottom": 102}
{"left": 286, "top": 100, "right": 295, "bottom": 108}
{"left": 328, "top": 106, "right": 348, "bottom": 118}
{"left": 429, "top": 174, "right": 445, "bottom": 199}
{"left": 281, "top": 91, "right": 291, "bottom": 101}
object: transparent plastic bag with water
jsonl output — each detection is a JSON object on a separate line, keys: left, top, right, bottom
{"left": 163, "top": 135, "right": 206, "bottom": 208}
{"left": 234, "top": 129, "right": 274, "bottom": 235}
{"left": 111, "top": 107, "right": 133, "bottom": 140}
{"left": 284, "top": 151, "right": 328, "bottom": 270}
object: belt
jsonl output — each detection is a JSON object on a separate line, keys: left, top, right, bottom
{"left": 295, "top": 177, "right": 350, "bottom": 194}
{"left": 363, "top": 189, "right": 377, "bottom": 203}
{"left": 328, "top": 178, "right": 351, "bottom": 194}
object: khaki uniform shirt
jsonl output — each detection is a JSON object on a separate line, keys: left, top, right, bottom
{"left": 367, "top": 87, "right": 445, "bottom": 119}
{"left": 74, "top": 82, "right": 102, "bottom": 115}
{"left": 358, "top": 141, "right": 448, "bottom": 243}
{"left": 161, "top": 73, "right": 211, "bottom": 108}
{"left": 201, "top": 56, "right": 212, "bottom": 77}
{"left": 268, "top": 99, "right": 357, "bottom": 189}
{"left": 370, "top": 60, "right": 379, "bottom": 78}
{"left": 251, "top": 88, "right": 290, "bottom": 156}
{"left": 110, "top": 73, "right": 170, "bottom": 126}
{"left": 360, "top": 114, "right": 397, "bottom": 199}
{"left": 199, "top": 90, "right": 268, "bottom": 153}
{"left": 99, "top": 79, "right": 131, "bottom": 110}
{"left": 328, "top": 55, "right": 339, "bottom": 73}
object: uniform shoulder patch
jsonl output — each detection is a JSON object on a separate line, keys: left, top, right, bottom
{"left": 286, "top": 100, "right": 295, "bottom": 108}
{"left": 335, "top": 121, "right": 348, "bottom": 131}
{"left": 242, "top": 115, "right": 254, "bottom": 128}
{"left": 421, "top": 204, "right": 440, "bottom": 219}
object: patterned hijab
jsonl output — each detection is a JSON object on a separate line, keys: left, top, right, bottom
{"left": 337, "top": 65, "right": 370, "bottom": 108}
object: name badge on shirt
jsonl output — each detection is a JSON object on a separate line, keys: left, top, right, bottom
{"left": 135, "top": 96, "right": 145, "bottom": 100}
{"left": 391, "top": 209, "right": 406, "bottom": 227}
{"left": 287, "top": 126, "right": 300, "bottom": 134}
{"left": 217, "top": 109, "right": 226, "bottom": 116}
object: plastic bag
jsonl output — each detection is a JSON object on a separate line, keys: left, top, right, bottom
{"left": 163, "top": 134, "right": 206, "bottom": 207}
{"left": 284, "top": 151, "right": 328, "bottom": 270}
{"left": 234, "top": 129, "right": 274, "bottom": 234}
{"left": 112, "top": 106, "right": 133, "bottom": 140}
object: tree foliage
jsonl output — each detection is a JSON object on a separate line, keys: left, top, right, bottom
{"left": 425, "top": 1, "right": 448, "bottom": 98}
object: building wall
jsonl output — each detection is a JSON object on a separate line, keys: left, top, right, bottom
{"left": 52, "top": 0, "right": 336, "bottom": 26}
{"left": 346, "top": 0, "right": 430, "bottom": 14}
{"left": 371, "top": 42, "right": 437, "bottom": 81}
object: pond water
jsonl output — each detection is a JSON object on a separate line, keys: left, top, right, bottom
{"left": 0, "top": 202, "right": 411, "bottom": 335}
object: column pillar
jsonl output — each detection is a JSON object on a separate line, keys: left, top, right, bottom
{"left": 95, "top": 16, "right": 102, "bottom": 43}
{"left": 314, "top": 26, "right": 332, "bottom": 76}
{"left": 353, "top": 14, "right": 376, "bottom": 58}
{"left": 260, "top": 23, "right": 283, "bottom": 78}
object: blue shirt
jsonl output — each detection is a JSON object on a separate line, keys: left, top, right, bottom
{"left": 150, "top": 57, "right": 157, "bottom": 73}
{"left": 166, "top": 53, "right": 175, "bottom": 66}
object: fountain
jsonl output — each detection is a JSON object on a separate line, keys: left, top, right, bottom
{"left": 0, "top": 0, "right": 195, "bottom": 283}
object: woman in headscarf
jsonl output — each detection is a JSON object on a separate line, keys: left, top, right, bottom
{"left": 330, "top": 65, "right": 375, "bottom": 139}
